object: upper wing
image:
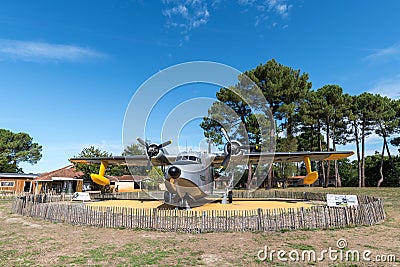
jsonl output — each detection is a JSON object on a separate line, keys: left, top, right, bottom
{"left": 70, "top": 155, "right": 178, "bottom": 166}
{"left": 211, "top": 151, "right": 354, "bottom": 165}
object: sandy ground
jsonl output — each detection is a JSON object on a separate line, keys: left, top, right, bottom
{"left": 88, "top": 199, "right": 313, "bottom": 211}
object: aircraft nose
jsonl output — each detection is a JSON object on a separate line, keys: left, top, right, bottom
{"left": 168, "top": 166, "right": 181, "bottom": 179}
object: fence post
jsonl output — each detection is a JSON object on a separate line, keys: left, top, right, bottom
{"left": 152, "top": 208, "right": 157, "bottom": 230}
{"left": 256, "top": 208, "right": 263, "bottom": 231}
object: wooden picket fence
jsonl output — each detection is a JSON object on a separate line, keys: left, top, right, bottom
{"left": 0, "top": 193, "right": 74, "bottom": 201}
{"left": 17, "top": 193, "right": 74, "bottom": 203}
{"left": 11, "top": 192, "right": 385, "bottom": 233}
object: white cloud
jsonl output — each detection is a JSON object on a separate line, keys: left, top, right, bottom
{"left": 238, "top": 0, "right": 257, "bottom": 5}
{"left": 0, "top": 39, "right": 105, "bottom": 63}
{"left": 162, "top": 0, "right": 210, "bottom": 33}
{"left": 364, "top": 43, "right": 400, "bottom": 64}
{"left": 161, "top": 0, "right": 293, "bottom": 40}
{"left": 239, "top": 0, "right": 292, "bottom": 27}
{"left": 266, "top": 0, "right": 291, "bottom": 18}
{"left": 369, "top": 74, "right": 400, "bottom": 99}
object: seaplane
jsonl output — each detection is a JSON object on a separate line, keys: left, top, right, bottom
{"left": 70, "top": 129, "right": 353, "bottom": 207}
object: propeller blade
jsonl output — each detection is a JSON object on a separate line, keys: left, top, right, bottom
{"left": 221, "top": 128, "right": 231, "bottom": 143}
{"left": 221, "top": 128, "right": 232, "bottom": 167}
{"left": 159, "top": 140, "right": 172, "bottom": 148}
{"left": 136, "top": 137, "right": 148, "bottom": 147}
{"left": 146, "top": 159, "right": 152, "bottom": 171}
{"left": 222, "top": 153, "right": 231, "bottom": 167}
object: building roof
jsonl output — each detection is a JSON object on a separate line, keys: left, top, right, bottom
{"left": 0, "top": 173, "right": 39, "bottom": 179}
{"left": 35, "top": 165, "right": 84, "bottom": 181}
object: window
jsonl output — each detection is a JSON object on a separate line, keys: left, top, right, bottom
{"left": 176, "top": 155, "right": 200, "bottom": 163}
{"left": 0, "top": 181, "right": 15, "bottom": 187}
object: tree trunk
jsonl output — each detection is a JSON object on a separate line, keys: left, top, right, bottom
{"left": 267, "top": 166, "right": 272, "bottom": 189}
{"left": 287, "top": 116, "right": 293, "bottom": 142}
{"left": 318, "top": 121, "right": 326, "bottom": 187}
{"left": 335, "top": 160, "right": 341, "bottom": 187}
{"left": 377, "top": 140, "right": 385, "bottom": 187}
{"left": 246, "top": 163, "right": 252, "bottom": 190}
{"left": 361, "top": 123, "right": 366, "bottom": 187}
{"left": 325, "top": 122, "right": 330, "bottom": 187}
{"left": 354, "top": 121, "right": 362, "bottom": 187}
{"left": 311, "top": 126, "right": 315, "bottom": 151}
{"left": 384, "top": 135, "right": 400, "bottom": 184}
{"left": 332, "top": 126, "right": 341, "bottom": 187}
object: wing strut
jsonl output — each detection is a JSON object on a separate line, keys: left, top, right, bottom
{"left": 90, "top": 160, "right": 110, "bottom": 186}
{"left": 303, "top": 156, "right": 319, "bottom": 185}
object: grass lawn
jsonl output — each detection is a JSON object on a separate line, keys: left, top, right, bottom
{"left": 0, "top": 187, "right": 399, "bottom": 266}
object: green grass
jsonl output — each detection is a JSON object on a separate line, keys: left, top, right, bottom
{"left": 55, "top": 243, "right": 205, "bottom": 266}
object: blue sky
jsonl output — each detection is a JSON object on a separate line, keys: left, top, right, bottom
{"left": 1, "top": 0, "right": 400, "bottom": 173}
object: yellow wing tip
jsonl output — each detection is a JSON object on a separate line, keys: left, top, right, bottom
{"left": 325, "top": 152, "right": 355, "bottom": 161}
{"left": 70, "top": 159, "right": 88, "bottom": 164}
{"left": 303, "top": 172, "right": 318, "bottom": 185}
{"left": 90, "top": 174, "right": 110, "bottom": 186}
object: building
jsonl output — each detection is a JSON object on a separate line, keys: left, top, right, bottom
{"left": 107, "top": 174, "right": 147, "bottom": 192}
{"left": 0, "top": 173, "right": 39, "bottom": 194}
{"left": 34, "top": 165, "right": 84, "bottom": 194}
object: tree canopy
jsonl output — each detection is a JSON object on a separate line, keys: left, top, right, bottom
{"left": 201, "top": 59, "right": 400, "bottom": 187}
{"left": 0, "top": 129, "right": 42, "bottom": 173}
{"left": 123, "top": 143, "right": 147, "bottom": 176}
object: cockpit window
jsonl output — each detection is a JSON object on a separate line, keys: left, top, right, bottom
{"left": 176, "top": 155, "right": 201, "bottom": 163}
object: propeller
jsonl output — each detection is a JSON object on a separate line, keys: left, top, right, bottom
{"left": 221, "top": 128, "right": 235, "bottom": 167}
{"left": 221, "top": 128, "right": 251, "bottom": 167}
{"left": 136, "top": 137, "right": 172, "bottom": 170}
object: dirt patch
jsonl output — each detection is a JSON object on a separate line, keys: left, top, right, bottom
{"left": 201, "top": 253, "right": 224, "bottom": 265}
{"left": 4, "top": 217, "right": 42, "bottom": 228}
